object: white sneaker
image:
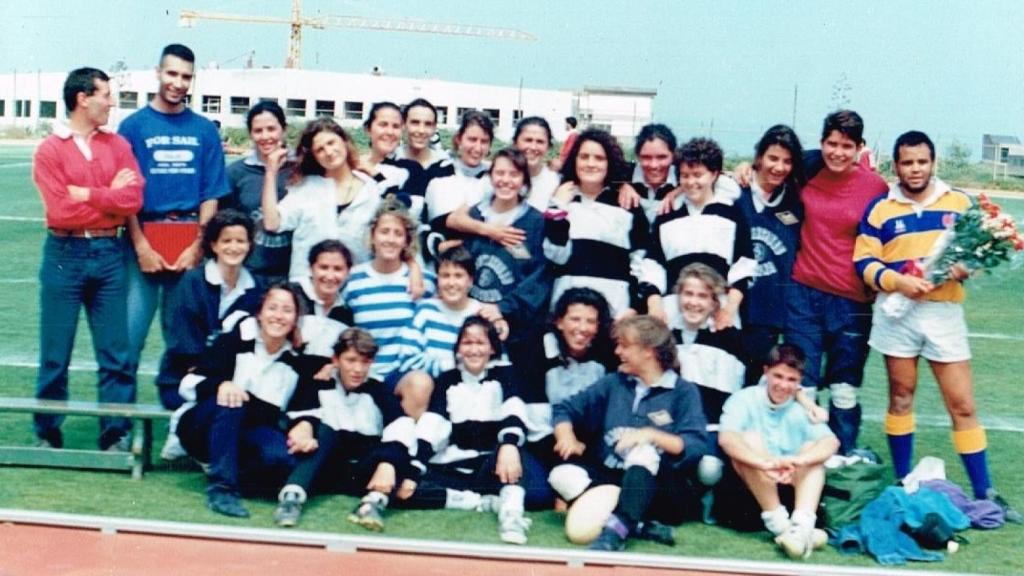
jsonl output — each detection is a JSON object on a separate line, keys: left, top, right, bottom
{"left": 775, "top": 525, "right": 810, "bottom": 559}
{"left": 160, "top": 432, "right": 188, "bottom": 461}
{"left": 477, "top": 494, "right": 501, "bottom": 514}
{"left": 498, "top": 510, "right": 532, "bottom": 545}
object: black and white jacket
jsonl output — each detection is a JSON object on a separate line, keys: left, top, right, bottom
{"left": 414, "top": 362, "right": 527, "bottom": 469}
{"left": 543, "top": 185, "right": 653, "bottom": 318}
{"left": 178, "top": 315, "right": 319, "bottom": 431}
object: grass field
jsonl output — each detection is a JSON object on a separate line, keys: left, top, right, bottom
{"left": 1, "top": 143, "right": 1022, "bottom": 574}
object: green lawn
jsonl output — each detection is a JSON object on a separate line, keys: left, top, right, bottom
{"left": 1, "top": 144, "right": 1022, "bottom": 574}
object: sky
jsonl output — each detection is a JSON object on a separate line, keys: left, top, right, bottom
{"left": 2, "top": 0, "right": 1022, "bottom": 157}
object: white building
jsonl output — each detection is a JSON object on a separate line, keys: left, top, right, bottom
{"left": 0, "top": 67, "right": 655, "bottom": 143}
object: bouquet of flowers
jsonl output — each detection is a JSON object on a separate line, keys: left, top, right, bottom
{"left": 882, "top": 193, "right": 1024, "bottom": 319}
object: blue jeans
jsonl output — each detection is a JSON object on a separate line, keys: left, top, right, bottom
{"left": 784, "top": 280, "right": 872, "bottom": 391}
{"left": 785, "top": 281, "right": 872, "bottom": 454}
{"left": 177, "top": 398, "right": 295, "bottom": 494}
{"left": 35, "top": 235, "right": 135, "bottom": 448}
{"left": 124, "top": 238, "right": 187, "bottom": 409}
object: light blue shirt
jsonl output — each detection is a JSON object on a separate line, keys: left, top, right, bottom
{"left": 719, "top": 385, "right": 833, "bottom": 456}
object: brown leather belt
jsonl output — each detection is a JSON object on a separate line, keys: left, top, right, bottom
{"left": 48, "top": 227, "right": 121, "bottom": 238}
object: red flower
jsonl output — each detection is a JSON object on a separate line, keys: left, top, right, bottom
{"left": 942, "top": 213, "right": 957, "bottom": 229}
{"left": 901, "top": 259, "right": 925, "bottom": 277}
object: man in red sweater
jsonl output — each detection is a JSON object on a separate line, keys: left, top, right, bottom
{"left": 32, "top": 67, "right": 144, "bottom": 450}
{"left": 785, "top": 110, "right": 887, "bottom": 455}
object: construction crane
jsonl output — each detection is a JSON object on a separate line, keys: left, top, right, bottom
{"left": 179, "top": 0, "right": 536, "bottom": 69}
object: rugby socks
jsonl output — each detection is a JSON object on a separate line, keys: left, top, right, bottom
{"left": 953, "top": 427, "right": 992, "bottom": 499}
{"left": 885, "top": 412, "right": 915, "bottom": 479}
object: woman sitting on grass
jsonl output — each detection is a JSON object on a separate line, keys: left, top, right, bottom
{"left": 175, "top": 283, "right": 319, "bottom": 519}
{"left": 396, "top": 316, "right": 548, "bottom": 545}
{"left": 273, "top": 327, "right": 418, "bottom": 529}
{"left": 549, "top": 315, "right": 709, "bottom": 552}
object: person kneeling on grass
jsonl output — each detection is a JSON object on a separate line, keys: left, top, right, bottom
{"left": 393, "top": 316, "right": 548, "bottom": 545}
{"left": 549, "top": 315, "right": 710, "bottom": 552}
{"left": 176, "top": 283, "right": 319, "bottom": 518}
{"left": 718, "top": 344, "right": 838, "bottom": 560}
{"left": 273, "top": 328, "right": 418, "bottom": 529}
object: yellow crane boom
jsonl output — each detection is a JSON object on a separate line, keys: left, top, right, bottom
{"left": 180, "top": 0, "right": 535, "bottom": 69}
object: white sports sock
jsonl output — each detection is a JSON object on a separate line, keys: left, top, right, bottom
{"left": 761, "top": 506, "right": 790, "bottom": 536}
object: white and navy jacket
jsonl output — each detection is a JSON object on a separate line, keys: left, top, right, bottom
{"left": 647, "top": 194, "right": 756, "bottom": 299}
{"left": 543, "top": 186, "right": 653, "bottom": 318}
{"left": 423, "top": 158, "right": 490, "bottom": 259}
{"left": 518, "top": 331, "right": 613, "bottom": 443}
{"left": 375, "top": 156, "right": 427, "bottom": 217}
{"left": 310, "top": 373, "right": 419, "bottom": 477}
{"left": 671, "top": 329, "right": 745, "bottom": 431}
{"left": 165, "top": 260, "right": 263, "bottom": 372}
{"left": 291, "top": 277, "right": 353, "bottom": 363}
{"left": 414, "top": 362, "right": 527, "bottom": 470}
{"left": 178, "top": 315, "right": 318, "bottom": 431}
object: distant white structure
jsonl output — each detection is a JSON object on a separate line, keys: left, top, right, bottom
{"left": 0, "top": 68, "right": 655, "bottom": 143}
{"left": 981, "top": 134, "right": 1024, "bottom": 178}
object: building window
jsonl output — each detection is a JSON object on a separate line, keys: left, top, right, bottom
{"left": 230, "top": 96, "right": 250, "bottom": 114}
{"left": 483, "top": 108, "right": 500, "bottom": 125}
{"left": 146, "top": 92, "right": 157, "bottom": 102}
{"left": 513, "top": 109, "right": 523, "bottom": 122}
{"left": 39, "top": 101, "right": 57, "bottom": 119}
{"left": 435, "top": 106, "right": 449, "bottom": 126}
{"left": 183, "top": 94, "right": 192, "bottom": 107}
{"left": 15, "top": 100, "right": 31, "bottom": 118}
{"left": 456, "top": 107, "right": 474, "bottom": 121}
{"left": 202, "top": 95, "right": 221, "bottom": 114}
{"left": 343, "top": 101, "right": 363, "bottom": 120}
{"left": 315, "top": 100, "right": 335, "bottom": 117}
{"left": 286, "top": 99, "right": 306, "bottom": 117}
{"left": 0, "top": 100, "right": 5, "bottom": 117}
{"left": 259, "top": 97, "right": 278, "bottom": 104}
{"left": 118, "top": 91, "right": 138, "bottom": 110}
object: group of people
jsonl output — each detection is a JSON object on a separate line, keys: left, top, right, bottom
{"left": 31, "top": 41, "right": 1018, "bottom": 559}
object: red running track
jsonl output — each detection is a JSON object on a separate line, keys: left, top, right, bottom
{"left": 0, "top": 523, "right": 733, "bottom": 576}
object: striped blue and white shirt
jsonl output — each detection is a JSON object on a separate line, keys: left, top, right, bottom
{"left": 342, "top": 261, "right": 436, "bottom": 379}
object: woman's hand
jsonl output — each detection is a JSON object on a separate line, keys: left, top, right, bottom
{"left": 265, "top": 147, "right": 288, "bottom": 175}
{"left": 286, "top": 421, "right": 318, "bottom": 454}
{"left": 366, "top": 462, "right": 397, "bottom": 494}
{"left": 495, "top": 444, "right": 523, "bottom": 485}
{"left": 216, "top": 380, "right": 249, "bottom": 408}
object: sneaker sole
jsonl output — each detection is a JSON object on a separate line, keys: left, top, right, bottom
{"left": 500, "top": 532, "right": 527, "bottom": 545}
{"left": 347, "top": 513, "right": 384, "bottom": 532}
{"left": 274, "top": 516, "right": 298, "bottom": 528}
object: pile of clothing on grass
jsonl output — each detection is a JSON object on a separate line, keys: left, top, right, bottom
{"left": 822, "top": 455, "right": 1010, "bottom": 565}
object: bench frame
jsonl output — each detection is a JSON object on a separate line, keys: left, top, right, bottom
{"left": 0, "top": 398, "right": 171, "bottom": 480}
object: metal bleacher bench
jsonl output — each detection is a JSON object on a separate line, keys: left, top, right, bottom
{"left": 0, "top": 398, "right": 171, "bottom": 480}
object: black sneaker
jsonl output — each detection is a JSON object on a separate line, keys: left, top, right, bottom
{"left": 589, "top": 527, "right": 627, "bottom": 552}
{"left": 635, "top": 520, "right": 675, "bottom": 546}
{"left": 206, "top": 487, "right": 250, "bottom": 518}
{"left": 986, "top": 488, "right": 1023, "bottom": 524}
{"left": 36, "top": 429, "right": 63, "bottom": 449}
{"left": 273, "top": 492, "right": 303, "bottom": 527}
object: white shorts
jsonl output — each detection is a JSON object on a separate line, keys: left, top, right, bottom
{"left": 869, "top": 294, "right": 971, "bottom": 362}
